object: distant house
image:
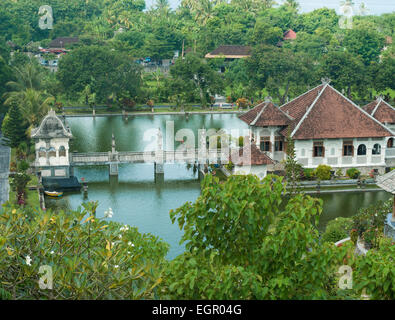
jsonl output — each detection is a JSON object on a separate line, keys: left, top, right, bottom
{"left": 239, "top": 81, "right": 395, "bottom": 175}
{"left": 205, "top": 45, "right": 252, "bottom": 59}
{"left": 49, "top": 37, "right": 79, "bottom": 49}
{"left": 283, "top": 29, "right": 297, "bottom": 41}
{"left": 205, "top": 45, "right": 251, "bottom": 72}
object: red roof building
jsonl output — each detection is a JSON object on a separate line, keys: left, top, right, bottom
{"left": 239, "top": 81, "right": 395, "bottom": 173}
{"left": 283, "top": 29, "right": 297, "bottom": 40}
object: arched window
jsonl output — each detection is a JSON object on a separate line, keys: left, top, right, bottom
{"left": 48, "top": 147, "right": 56, "bottom": 158}
{"left": 372, "top": 144, "right": 381, "bottom": 155}
{"left": 59, "top": 146, "right": 66, "bottom": 157}
{"left": 38, "top": 147, "right": 46, "bottom": 158}
{"left": 387, "top": 138, "right": 394, "bottom": 148}
{"left": 357, "top": 144, "right": 367, "bottom": 156}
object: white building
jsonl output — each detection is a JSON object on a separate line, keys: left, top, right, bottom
{"left": 239, "top": 82, "right": 395, "bottom": 175}
{"left": 31, "top": 110, "right": 73, "bottom": 178}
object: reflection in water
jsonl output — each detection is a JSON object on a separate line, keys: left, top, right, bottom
{"left": 46, "top": 115, "right": 393, "bottom": 260}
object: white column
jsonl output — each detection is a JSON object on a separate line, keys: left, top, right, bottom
{"left": 352, "top": 139, "right": 357, "bottom": 166}
{"left": 270, "top": 127, "right": 275, "bottom": 159}
{"left": 255, "top": 128, "right": 260, "bottom": 149}
{"left": 367, "top": 139, "right": 373, "bottom": 165}
{"left": 308, "top": 140, "right": 313, "bottom": 167}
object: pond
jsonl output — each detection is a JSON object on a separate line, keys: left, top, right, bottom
{"left": 46, "top": 115, "right": 392, "bottom": 259}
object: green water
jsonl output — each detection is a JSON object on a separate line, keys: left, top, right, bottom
{"left": 46, "top": 114, "right": 392, "bottom": 259}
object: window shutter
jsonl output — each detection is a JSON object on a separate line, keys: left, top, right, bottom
{"left": 322, "top": 147, "right": 325, "bottom": 158}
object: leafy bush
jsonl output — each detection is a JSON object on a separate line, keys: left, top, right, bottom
{"left": 314, "top": 165, "right": 332, "bottom": 181}
{"left": 0, "top": 201, "right": 168, "bottom": 299}
{"left": 225, "top": 161, "right": 234, "bottom": 171}
{"left": 351, "top": 200, "right": 392, "bottom": 249}
{"left": 346, "top": 168, "right": 361, "bottom": 179}
{"left": 354, "top": 237, "right": 395, "bottom": 300}
{"left": 302, "top": 168, "right": 315, "bottom": 180}
{"left": 321, "top": 217, "right": 353, "bottom": 243}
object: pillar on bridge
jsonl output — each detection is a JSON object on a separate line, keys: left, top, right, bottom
{"left": 109, "top": 133, "right": 119, "bottom": 176}
{"left": 154, "top": 128, "right": 164, "bottom": 182}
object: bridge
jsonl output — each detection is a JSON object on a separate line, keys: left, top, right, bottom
{"left": 70, "top": 133, "right": 232, "bottom": 178}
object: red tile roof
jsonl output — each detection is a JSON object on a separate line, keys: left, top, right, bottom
{"left": 283, "top": 29, "right": 297, "bottom": 40}
{"left": 362, "top": 98, "right": 395, "bottom": 124}
{"left": 230, "top": 142, "right": 274, "bottom": 166}
{"left": 239, "top": 102, "right": 293, "bottom": 127}
{"left": 241, "top": 83, "right": 393, "bottom": 140}
{"left": 291, "top": 85, "right": 393, "bottom": 139}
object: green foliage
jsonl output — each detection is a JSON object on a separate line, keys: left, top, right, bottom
{"left": 171, "top": 174, "right": 285, "bottom": 266}
{"left": 166, "top": 174, "right": 350, "bottom": 299}
{"left": 57, "top": 46, "right": 142, "bottom": 104}
{"left": 284, "top": 132, "right": 302, "bottom": 193}
{"left": 0, "top": 201, "right": 168, "bottom": 299}
{"left": 170, "top": 53, "right": 224, "bottom": 108}
{"left": 354, "top": 237, "right": 395, "bottom": 300}
{"left": 346, "top": 168, "right": 361, "bottom": 179}
{"left": 314, "top": 164, "right": 332, "bottom": 181}
{"left": 302, "top": 168, "right": 315, "bottom": 180}
{"left": 1, "top": 104, "right": 28, "bottom": 148}
{"left": 321, "top": 217, "right": 353, "bottom": 243}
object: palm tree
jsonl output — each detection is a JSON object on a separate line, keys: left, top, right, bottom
{"left": 359, "top": 2, "right": 369, "bottom": 16}
{"left": 283, "top": 0, "right": 299, "bottom": 10}
{"left": 6, "top": 60, "right": 43, "bottom": 92}
{"left": 4, "top": 89, "right": 54, "bottom": 127}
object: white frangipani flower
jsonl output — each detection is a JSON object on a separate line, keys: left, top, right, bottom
{"left": 128, "top": 241, "right": 135, "bottom": 247}
{"left": 104, "top": 208, "right": 113, "bottom": 218}
{"left": 120, "top": 225, "right": 129, "bottom": 232}
{"left": 114, "top": 265, "right": 119, "bottom": 269}
{"left": 50, "top": 251, "right": 54, "bottom": 255}
{"left": 26, "top": 255, "right": 32, "bottom": 266}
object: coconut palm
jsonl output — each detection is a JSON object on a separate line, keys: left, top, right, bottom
{"left": 359, "top": 2, "right": 370, "bottom": 16}
{"left": 283, "top": 0, "right": 299, "bottom": 10}
{"left": 4, "top": 89, "right": 54, "bottom": 127}
{"left": 6, "top": 60, "right": 43, "bottom": 92}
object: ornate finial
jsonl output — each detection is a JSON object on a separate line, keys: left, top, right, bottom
{"left": 321, "top": 77, "right": 331, "bottom": 85}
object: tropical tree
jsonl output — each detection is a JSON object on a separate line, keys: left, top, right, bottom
{"left": 163, "top": 174, "right": 351, "bottom": 299}
{"left": 170, "top": 53, "right": 224, "bottom": 108}
{"left": 4, "top": 89, "right": 54, "bottom": 127}
{"left": 1, "top": 103, "right": 29, "bottom": 148}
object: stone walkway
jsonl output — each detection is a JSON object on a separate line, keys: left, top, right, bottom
{"left": 0, "top": 134, "right": 10, "bottom": 205}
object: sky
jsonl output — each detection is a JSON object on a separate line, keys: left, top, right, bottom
{"left": 145, "top": 0, "right": 395, "bottom": 15}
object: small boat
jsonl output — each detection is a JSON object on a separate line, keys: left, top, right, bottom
{"left": 44, "top": 191, "right": 63, "bottom": 197}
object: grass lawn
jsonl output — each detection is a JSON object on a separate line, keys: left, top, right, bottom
{"left": 9, "top": 188, "right": 40, "bottom": 209}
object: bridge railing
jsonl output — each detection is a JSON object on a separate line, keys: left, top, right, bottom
{"left": 71, "top": 152, "right": 110, "bottom": 163}
{"left": 71, "top": 149, "right": 232, "bottom": 164}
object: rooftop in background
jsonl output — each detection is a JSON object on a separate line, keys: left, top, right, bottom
{"left": 283, "top": 29, "right": 297, "bottom": 40}
{"left": 49, "top": 37, "right": 79, "bottom": 49}
{"left": 205, "top": 45, "right": 252, "bottom": 59}
{"left": 362, "top": 97, "right": 395, "bottom": 124}
{"left": 240, "top": 81, "right": 394, "bottom": 140}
